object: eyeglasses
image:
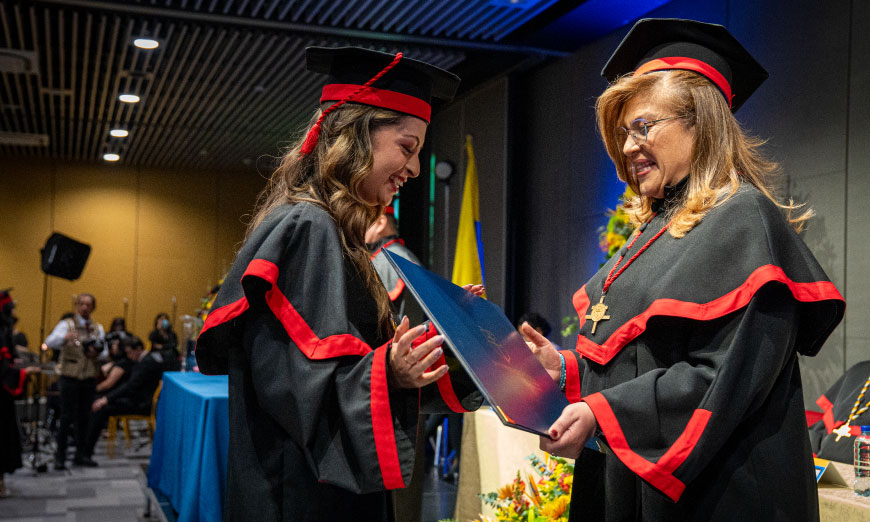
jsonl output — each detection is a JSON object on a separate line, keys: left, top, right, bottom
{"left": 616, "top": 116, "right": 685, "bottom": 146}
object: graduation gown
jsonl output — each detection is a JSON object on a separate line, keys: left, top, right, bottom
{"left": 1, "top": 329, "right": 26, "bottom": 474}
{"left": 808, "top": 361, "right": 870, "bottom": 463}
{"left": 195, "top": 202, "right": 481, "bottom": 522}
{"left": 369, "top": 235, "right": 426, "bottom": 326}
{"left": 562, "top": 183, "right": 844, "bottom": 521}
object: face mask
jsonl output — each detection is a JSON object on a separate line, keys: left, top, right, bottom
{"left": 161, "top": 319, "right": 170, "bottom": 329}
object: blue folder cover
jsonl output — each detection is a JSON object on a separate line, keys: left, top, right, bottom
{"left": 383, "top": 250, "right": 570, "bottom": 438}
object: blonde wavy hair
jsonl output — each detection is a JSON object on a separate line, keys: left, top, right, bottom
{"left": 248, "top": 104, "right": 407, "bottom": 335}
{"left": 596, "top": 69, "right": 812, "bottom": 238}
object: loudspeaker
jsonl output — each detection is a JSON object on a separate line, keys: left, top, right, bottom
{"left": 41, "top": 233, "right": 91, "bottom": 281}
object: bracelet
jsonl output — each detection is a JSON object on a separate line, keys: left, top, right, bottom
{"left": 558, "top": 352, "right": 566, "bottom": 392}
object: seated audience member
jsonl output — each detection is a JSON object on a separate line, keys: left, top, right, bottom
{"left": 809, "top": 360, "right": 870, "bottom": 463}
{"left": 149, "top": 313, "right": 180, "bottom": 371}
{"left": 80, "top": 335, "right": 164, "bottom": 466}
{"left": 95, "top": 332, "right": 134, "bottom": 396}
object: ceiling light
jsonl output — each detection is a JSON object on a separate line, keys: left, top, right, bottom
{"left": 119, "top": 94, "right": 140, "bottom": 103}
{"left": 103, "top": 153, "right": 120, "bottom": 162}
{"left": 134, "top": 38, "right": 159, "bottom": 49}
{"left": 110, "top": 129, "right": 129, "bottom": 138}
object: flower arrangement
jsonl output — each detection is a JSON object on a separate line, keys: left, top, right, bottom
{"left": 198, "top": 278, "right": 224, "bottom": 323}
{"left": 561, "top": 186, "right": 637, "bottom": 338}
{"left": 473, "top": 454, "right": 574, "bottom": 522}
{"left": 598, "top": 186, "right": 637, "bottom": 260}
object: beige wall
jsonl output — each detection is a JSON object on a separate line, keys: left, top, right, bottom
{"left": 0, "top": 157, "right": 264, "bottom": 349}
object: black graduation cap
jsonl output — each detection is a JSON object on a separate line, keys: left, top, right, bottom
{"left": 300, "top": 46, "right": 460, "bottom": 155}
{"left": 601, "top": 18, "right": 768, "bottom": 112}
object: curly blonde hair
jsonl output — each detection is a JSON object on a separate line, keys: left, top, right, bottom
{"left": 249, "top": 104, "right": 408, "bottom": 335}
{"left": 595, "top": 69, "right": 812, "bottom": 238}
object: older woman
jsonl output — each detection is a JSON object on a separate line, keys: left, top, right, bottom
{"left": 195, "top": 47, "right": 482, "bottom": 521}
{"left": 523, "top": 19, "right": 845, "bottom": 521}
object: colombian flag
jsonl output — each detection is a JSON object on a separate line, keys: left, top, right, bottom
{"left": 451, "top": 135, "right": 485, "bottom": 289}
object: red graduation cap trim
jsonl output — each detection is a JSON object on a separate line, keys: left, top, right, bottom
{"left": 634, "top": 57, "right": 734, "bottom": 108}
{"left": 300, "top": 52, "right": 405, "bottom": 156}
{"left": 321, "top": 85, "right": 431, "bottom": 123}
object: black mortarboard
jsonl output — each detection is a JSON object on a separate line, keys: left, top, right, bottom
{"left": 300, "top": 47, "right": 460, "bottom": 155}
{"left": 601, "top": 18, "right": 768, "bottom": 112}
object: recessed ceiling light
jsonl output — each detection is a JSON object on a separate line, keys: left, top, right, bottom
{"left": 103, "top": 153, "right": 120, "bottom": 162}
{"left": 134, "top": 38, "right": 159, "bottom": 49}
{"left": 119, "top": 94, "right": 140, "bottom": 103}
{"left": 110, "top": 129, "right": 129, "bottom": 138}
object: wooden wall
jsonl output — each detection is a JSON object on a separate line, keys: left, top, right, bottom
{"left": 0, "top": 157, "right": 264, "bottom": 348}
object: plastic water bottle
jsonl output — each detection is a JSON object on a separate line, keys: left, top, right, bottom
{"left": 855, "top": 425, "right": 870, "bottom": 497}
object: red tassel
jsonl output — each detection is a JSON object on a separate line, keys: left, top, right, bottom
{"left": 300, "top": 121, "right": 322, "bottom": 156}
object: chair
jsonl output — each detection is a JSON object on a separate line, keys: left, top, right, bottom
{"left": 107, "top": 381, "right": 162, "bottom": 458}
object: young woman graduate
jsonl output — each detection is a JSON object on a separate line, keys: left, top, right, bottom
{"left": 523, "top": 19, "right": 845, "bottom": 521}
{"left": 195, "top": 47, "right": 482, "bottom": 521}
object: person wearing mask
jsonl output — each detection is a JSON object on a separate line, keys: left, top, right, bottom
{"left": 524, "top": 19, "right": 844, "bottom": 521}
{"left": 148, "top": 313, "right": 179, "bottom": 370}
{"left": 44, "top": 293, "right": 104, "bottom": 469}
{"left": 195, "top": 47, "right": 483, "bottom": 521}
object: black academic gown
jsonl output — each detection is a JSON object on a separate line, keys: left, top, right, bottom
{"left": 562, "top": 183, "right": 844, "bottom": 522}
{"left": 808, "top": 361, "right": 870, "bottom": 463}
{"left": 1, "top": 329, "right": 26, "bottom": 474}
{"left": 196, "top": 202, "right": 481, "bottom": 522}
{"left": 369, "top": 235, "right": 426, "bottom": 326}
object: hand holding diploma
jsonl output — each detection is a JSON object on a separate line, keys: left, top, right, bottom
{"left": 389, "top": 317, "right": 447, "bottom": 388}
{"left": 540, "top": 402, "right": 598, "bottom": 457}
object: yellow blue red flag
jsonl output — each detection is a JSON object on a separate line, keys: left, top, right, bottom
{"left": 452, "top": 135, "right": 485, "bottom": 288}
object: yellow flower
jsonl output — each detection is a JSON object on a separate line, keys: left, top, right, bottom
{"left": 540, "top": 495, "right": 570, "bottom": 518}
{"left": 497, "top": 484, "right": 514, "bottom": 500}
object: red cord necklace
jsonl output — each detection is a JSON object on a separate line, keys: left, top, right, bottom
{"left": 585, "top": 214, "right": 671, "bottom": 334}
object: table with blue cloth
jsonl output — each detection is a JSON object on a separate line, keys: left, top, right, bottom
{"left": 148, "top": 372, "right": 229, "bottom": 522}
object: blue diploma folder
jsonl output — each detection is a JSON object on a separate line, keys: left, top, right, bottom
{"left": 383, "top": 250, "right": 570, "bottom": 438}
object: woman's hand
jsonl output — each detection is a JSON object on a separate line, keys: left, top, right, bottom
{"left": 539, "top": 402, "right": 598, "bottom": 458}
{"left": 388, "top": 316, "right": 449, "bottom": 389}
{"left": 520, "top": 322, "right": 561, "bottom": 384}
{"left": 461, "top": 284, "right": 485, "bottom": 297}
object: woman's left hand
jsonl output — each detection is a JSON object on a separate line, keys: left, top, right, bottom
{"left": 389, "top": 317, "right": 448, "bottom": 389}
{"left": 539, "top": 402, "right": 598, "bottom": 458}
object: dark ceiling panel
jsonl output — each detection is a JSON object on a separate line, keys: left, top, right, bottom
{"left": 0, "top": 0, "right": 585, "bottom": 171}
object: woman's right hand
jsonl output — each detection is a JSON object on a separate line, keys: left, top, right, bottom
{"left": 388, "top": 317, "right": 449, "bottom": 389}
{"left": 520, "top": 321, "right": 561, "bottom": 384}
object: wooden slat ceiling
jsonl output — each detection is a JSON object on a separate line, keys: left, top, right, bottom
{"left": 0, "top": 0, "right": 565, "bottom": 171}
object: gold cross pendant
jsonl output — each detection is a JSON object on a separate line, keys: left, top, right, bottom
{"left": 585, "top": 296, "right": 611, "bottom": 335}
{"left": 834, "top": 423, "right": 852, "bottom": 442}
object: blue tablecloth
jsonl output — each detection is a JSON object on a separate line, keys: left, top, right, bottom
{"left": 148, "top": 372, "right": 229, "bottom": 522}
